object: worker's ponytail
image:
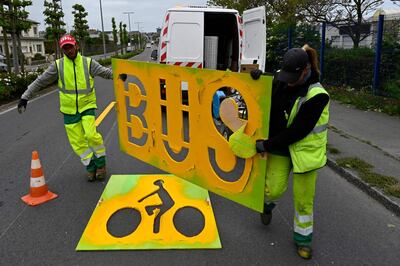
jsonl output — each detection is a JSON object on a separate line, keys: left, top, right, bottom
{"left": 302, "top": 44, "right": 320, "bottom": 76}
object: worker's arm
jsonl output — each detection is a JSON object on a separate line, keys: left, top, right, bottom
{"left": 90, "top": 59, "right": 113, "bottom": 80}
{"left": 21, "top": 63, "right": 58, "bottom": 100}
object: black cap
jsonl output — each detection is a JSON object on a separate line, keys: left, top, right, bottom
{"left": 277, "top": 48, "right": 309, "bottom": 83}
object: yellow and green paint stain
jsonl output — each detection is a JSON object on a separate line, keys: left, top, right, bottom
{"left": 76, "top": 174, "right": 221, "bottom": 250}
{"left": 112, "top": 59, "right": 273, "bottom": 212}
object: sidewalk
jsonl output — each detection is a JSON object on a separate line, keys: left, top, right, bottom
{"left": 327, "top": 100, "right": 400, "bottom": 216}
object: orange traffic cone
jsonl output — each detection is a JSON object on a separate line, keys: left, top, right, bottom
{"left": 21, "top": 151, "right": 58, "bottom": 206}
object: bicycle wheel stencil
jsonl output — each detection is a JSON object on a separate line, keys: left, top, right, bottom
{"left": 76, "top": 174, "right": 221, "bottom": 250}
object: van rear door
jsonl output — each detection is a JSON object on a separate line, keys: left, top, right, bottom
{"left": 242, "top": 6, "right": 266, "bottom": 72}
{"left": 167, "top": 11, "right": 204, "bottom": 66}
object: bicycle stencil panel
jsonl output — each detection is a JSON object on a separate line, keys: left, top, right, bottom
{"left": 76, "top": 174, "right": 221, "bottom": 250}
{"left": 112, "top": 59, "right": 272, "bottom": 212}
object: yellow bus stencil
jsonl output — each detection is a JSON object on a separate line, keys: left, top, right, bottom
{"left": 112, "top": 59, "right": 272, "bottom": 212}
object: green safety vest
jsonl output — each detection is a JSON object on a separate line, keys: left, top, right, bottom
{"left": 287, "top": 82, "right": 329, "bottom": 173}
{"left": 56, "top": 53, "right": 95, "bottom": 114}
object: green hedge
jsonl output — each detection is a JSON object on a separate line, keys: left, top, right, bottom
{"left": 324, "top": 48, "right": 375, "bottom": 89}
{"left": 0, "top": 71, "right": 43, "bottom": 103}
{"left": 97, "top": 49, "right": 144, "bottom": 66}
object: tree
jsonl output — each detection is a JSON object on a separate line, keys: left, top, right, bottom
{"left": 305, "top": 0, "right": 384, "bottom": 48}
{"left": 0, "top": 0, "right": 32, "bottom": 73}
{"left": 44, "top": 0, "right": 66, "bottom": 59}
{"left": 111, "top": 17, "right": 118, "bottom": 55}
{"left": 123, "top": 23, "right": 128, "bottom": 51}
{"left": 0, "top": 2, "right": 12, "bottom": 73}
{"left": 13, "top": 0, "right": 32, "bottom": 73}
{"left": 119, "top": 21, "right": 123, "bottom": 54}
{"left": 72, "top": 4, "right": 89, "bottom": 55}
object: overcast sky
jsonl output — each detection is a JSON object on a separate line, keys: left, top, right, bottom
{"left": 27, "top": 0, "right": 208, "bottom": 33}
{"left": 27, "top": 0, "right": 398, "bottom": 33}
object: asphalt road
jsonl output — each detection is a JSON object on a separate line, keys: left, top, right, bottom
{"left": 0, "top": 48, "right": 399, "bottom": 265}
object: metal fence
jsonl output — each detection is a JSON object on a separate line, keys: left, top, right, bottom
{"left": 267, "top": 15, "right": 400, "bottom": 99}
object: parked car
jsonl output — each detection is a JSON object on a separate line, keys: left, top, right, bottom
{"left": 146, "top": 43, "right": 152, "bottom": 48}
{"left": 151, "top": 49, "right": 158, "bottom": 60}
{"left": 0, "top": 62, "right": 7, "bottom": 72}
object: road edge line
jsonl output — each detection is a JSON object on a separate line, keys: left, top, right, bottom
{"left": 95, "top": 101, "right": 116, "bottom": 126}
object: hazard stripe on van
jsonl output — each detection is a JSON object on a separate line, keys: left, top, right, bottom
{"left": 160, "top": 13, "right": 170, "bottom": 63}
{"left": 168, "top": 62, "right": 203, "bottom": 68}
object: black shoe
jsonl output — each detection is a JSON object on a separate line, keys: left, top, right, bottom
{"left": 260, "top": 202, "right": 275, "bottom": 225}
{"left": 87, "top": 171, "right": 96, "bottom": 182}
{"left": 260, "top": 211, "right": 272, "bottom": 225}
{"left": 296, "top": 245, "right": 312, "bottom": 260}
{"left": 96, "top": 166, "right": 107, "bottom": 181}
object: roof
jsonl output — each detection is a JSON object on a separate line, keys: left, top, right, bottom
{"left": 26, "top": 19, "right": 40, "bottom": 24}
{"left": 371, "top": 8, "right": 400, "bottom": 21}
{"left": 167, "top": 5, "right": 238, "bottom": 14}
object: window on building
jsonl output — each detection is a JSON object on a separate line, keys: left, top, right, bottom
{"left": 37, "top": 45, "right": 42, "bottom": 53}
{"left": 33, "top": 27, "right": 37, "bottom": 35}
{"left": 0, "top": 45, "right": 3, "bottom": 54}
{"left": 22, "top": 46, "right": 28, "bottom": 53}
{"left": 30, "top": 47, "right": 33, "bottom": 53}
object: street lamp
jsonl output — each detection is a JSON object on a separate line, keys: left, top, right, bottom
{"left": 135, "top": 22, "right": 143, "bottom": 50}
{"left": 99, "top": 0, "right": 107, "bottom": 57}
{"left": 123, "top": 11, "right": 134, "bottom": 45}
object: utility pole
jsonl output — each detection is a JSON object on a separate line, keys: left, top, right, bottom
{"left": 99, "top": 0, "right": 107, "bottom": 57}
{"left": 123, "top": 11, "right": 134, "bottom": 45}
{"left": 135, "top": 22, "right": 143, "bottom": 50}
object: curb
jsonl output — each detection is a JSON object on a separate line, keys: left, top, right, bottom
{"left": 327, "top": 157, "right": 400, "bottom": 217}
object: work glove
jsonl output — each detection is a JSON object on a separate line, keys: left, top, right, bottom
{"left": 17, "top": 98, "right": 28, "bottom": 114}
{"left": 119, "top": 73, "right": 128, "bottom": 82}
{"left": 255, "top": 139, "right": 266, "bottom": 153}
{"left": 250, "top": 69, "right": 263, "bottom": 80}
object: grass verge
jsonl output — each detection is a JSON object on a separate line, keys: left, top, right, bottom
{"left": 337, "top": 157, "right": 400, "bottom": 198}
{"left": 327, "top": 86, "right": 400, "bottom": 117}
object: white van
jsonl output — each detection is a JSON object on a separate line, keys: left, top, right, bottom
{"left": 158, "top": 5, "right": 266, "bottom": 72}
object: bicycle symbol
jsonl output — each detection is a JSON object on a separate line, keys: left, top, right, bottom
{"left": 106, "top": 179, "right": 206, "bottom": 238}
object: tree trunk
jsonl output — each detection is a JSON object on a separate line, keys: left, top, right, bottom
{"left": 2, "top": 29, "right": 12, "bottom": 74}
{"left": 17, "top": 33, "right": 24, "bottom": 73}
{"left": 8, "top": 2, "right": 19, "bottom": 73}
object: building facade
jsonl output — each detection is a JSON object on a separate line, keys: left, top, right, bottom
{"left": 0, "top": 19, "right": 45, "bottom": 61}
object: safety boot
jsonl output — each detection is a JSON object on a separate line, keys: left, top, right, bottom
{"left": 96, "top": 166, "right": 107, "bottom": 181}
{"left": 296, "top": 245, "right": 312, "bottom": 260}
{"left": 260, "top": 202, "right": 275, "bottom": 225}
{"left": 87, "top": 171, "right": 96, "bottom": 182}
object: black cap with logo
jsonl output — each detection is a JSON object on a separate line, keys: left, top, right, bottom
{"left": 277, "top": 48, "right": 309, "bottom": 83}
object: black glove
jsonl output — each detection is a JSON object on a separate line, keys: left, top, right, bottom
{"left": 250, "top": 69, "right": 263, "bottom": 80}
{"left": 256, "top": 139, "right": 266, "bottom": 153}
{"left": 119, "top": 73, "right": 128, "bottom": 82}
{"left": 17, "top": 98, "right": 28, "bottom": 114}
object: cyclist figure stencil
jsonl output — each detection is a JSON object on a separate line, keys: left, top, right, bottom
{"left": 138, "top": 179, "right": 175, "bottom": 233}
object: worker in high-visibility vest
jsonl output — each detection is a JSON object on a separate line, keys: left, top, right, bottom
{"left": 17, "top": 34, "right": 127, "bottom": 182}
{"left": 251, "top": 45, "right": 329, "bottom": 260}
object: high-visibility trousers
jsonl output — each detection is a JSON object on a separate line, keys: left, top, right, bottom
{"left": 64, "top": 112, "right": 106, "bottom": 169}
{"left": 264, "top": 153, "right": 317, "bottom": 246}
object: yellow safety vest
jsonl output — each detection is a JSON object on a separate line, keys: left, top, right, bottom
{"left": 287, "top": 82, "right": 329, "bottom": 173}
{"left": 56, "top": 53, "right": 95, "bottom": 114}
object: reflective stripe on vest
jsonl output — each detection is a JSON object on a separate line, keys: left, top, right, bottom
{"left": 57, "top": 56, "right": 93, "bottom": 94}
{"left": 288, "top": 82, "right": 330, "bottom": 173}
{"left": 56, "top": 53, "right": 96, "bottom": 114}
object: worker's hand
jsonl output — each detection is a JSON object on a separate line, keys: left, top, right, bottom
{"left": 17, "top": 98, "right": 28, "bottom": 114}
{"left": 119, "top": 73, "right": 128, "bottom": 82}
{"left": 255, "top": 139, "right": 266, "bottom": 153}
{"left": 250, "top": 69, "right": 263, "bottom": 80}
